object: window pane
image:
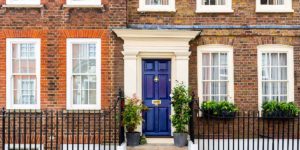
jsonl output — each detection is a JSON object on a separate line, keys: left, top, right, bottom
{"left": 220, "top": 53, "right": 227, "bottom": 66}
{"left": 89, "top": 76, "right": 97, "bottom": 89}
{"left": 220, "top": 81, "right": 227, "bottom": 94}
{"left": 73, "top": 76, "right": 81, "bottom": 90}
{"left": 73, "top": 90, "right": 81, "bottom": 104}
{"left": 280, "top": 82, "right": 287, "bottom": 95}
{"left": 211, "top": 67, "right": 219, "bottom": 80}
{"left": 202, "top": 82, "right": 210, "bottom": 95}
{"left": 211, "top": 82, "right": 219, "bottom": 95}
{"left": 88, "top": 60, "right": 96, "bottom": 73}
{"left": 262, "top": 82, "right": 270, "bottom": 95}
{"left": 81, "top": 75, "right": 89, "bottom": 90}
{"left": 271, "top": 67, "right": 279, "bottom": 80}
{"left": 72, "top": 59, "right": 80, "bottom": 73}
{"left": 202, "top": 67, "right": 210, "bottom": 80}
{"left": 262, "top": 67, "right": 270, "bottom": 80}
{"left": 271, "top": 82, "right": 279, "bottom": 95}
{"left": 271, "top": 53, "right": 278, "bottom": 66}
{"left": 280, "top": 67, "right": 287, "bottom": 80}
{"left": 279, "top": 53, "right": 287, "bottom": 66}
{"left": 211, "top": 53, "right": 219, "bottom": 66}
{"left": 202, "top": 0, "right": 225, "bottom": 5}
{"left": 262, "top": 53, "right": 270, "bottom": 66}
{"left": 220, "top": 67, "right": 228, "bottom": 80}
{"left": 261, "top": 0, "right": 284, "bottom": 5}
{"left": 89, "top": 90, "right": 97, "bottom": 104}
{"left": 202, "top": 53, "right": 210, "bottom": 66}
{"left": 81, "top": 90, "right": 89, "bottom": 104}
{"left": 79, "top": 60, "right": 88, "bottom": 73}
{"left": 280, "top": 96, "right": 287, "bottom": 102}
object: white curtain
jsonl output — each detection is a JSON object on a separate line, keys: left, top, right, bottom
{"left": 202, "top": 53, "right": 228, "bottom": 101}
{"left": 146, "top": 0, "right": 169, "bottom": 5}
{"left": 261, "top": 52, "right": 287, "bottom": 102}
{"left": 202, "top": 0, "right": 226, "bottom": 5}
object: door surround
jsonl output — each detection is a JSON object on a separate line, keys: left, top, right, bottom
{"left": 113, "top": 29, "right": 200, "bottom": 134}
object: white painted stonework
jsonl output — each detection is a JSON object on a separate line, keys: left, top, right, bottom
{"left": 113, "top": 29, "right": 200, "bottom": 133}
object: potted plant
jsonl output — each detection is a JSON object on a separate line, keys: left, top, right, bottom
{"left": 171, "top": 83, "right": 192, "bottom": 147}
{"left": 122, "top": 94, "right": 147, "bottom": 146}
{"left": 262, "top": 100, "right": 300, "bottom": 119}
{"left": 201, "top": 100, "right": 238, "bottom": 118}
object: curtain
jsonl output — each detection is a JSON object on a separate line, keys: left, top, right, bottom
{"left": 261, "top": 52, "right": 287, "bottom": 102}
{"left": 145, "top": 0, "right": 169, "bottom": 5}
{"left": 202, "top": 0, "right": 226, "bottom": 5}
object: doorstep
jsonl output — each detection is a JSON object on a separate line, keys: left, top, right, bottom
{"left": 127, "top": 138, "right": 187, "bottom": 150}
{"left": 127, "top": 144, "right": 187, "bottom": 150}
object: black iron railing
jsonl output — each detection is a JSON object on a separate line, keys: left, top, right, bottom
{"left": 189, "top": 100, "right": 300, "bottom": 150}
{"left": 0, "top": 89, "right": 125, "bottom": 150}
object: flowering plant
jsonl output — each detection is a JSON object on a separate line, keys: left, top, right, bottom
{"left": 122, "top": 94, "right": 148, "bottom": 132}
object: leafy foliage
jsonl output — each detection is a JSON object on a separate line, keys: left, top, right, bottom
{"left": 171, "top": 82, "right": 192, "bottom": 133}
{"left": 201, "top": 100, "right": 238, "bottom": 117}
{"left": 262, "top": 100, "right": 300, "bottom": 117}
{"left": 122, "top": 95, "right": 148, "bottom": 132}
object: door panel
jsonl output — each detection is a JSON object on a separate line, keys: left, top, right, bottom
{"left": 142, "top": 59, "right": 171, "bottom": 136}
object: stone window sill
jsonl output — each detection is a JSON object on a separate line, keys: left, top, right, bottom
{"left": 63, "top": 4, "right": 104, "bottom": 8}
{"left": 2, "top": 4, "right": 44, "bottom": 8}
{"left": 137, "top": 7, "right": 176, "bottom": 12}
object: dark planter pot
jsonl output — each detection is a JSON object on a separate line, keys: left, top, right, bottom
{"left": 262, "top": 111, "right": 297, "bottom": 120}
{"left": 202, "top": 110, "right": 236, "bottom": 119}
{"left": 126, "top": 132, "right": 140, "bottom": 146}
{"left": 173, "top": 133, "right": 188, "bottom": 147}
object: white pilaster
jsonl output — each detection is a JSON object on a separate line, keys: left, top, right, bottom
{"left": 122, "top": 51, "right": 139, "bottom": 97}
{"left": 174, "top": 52, "right": 191, "bottom": 86}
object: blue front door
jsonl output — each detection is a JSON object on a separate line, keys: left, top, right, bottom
{"left": 142, "top": 59, "right": 171, "bottom": 136}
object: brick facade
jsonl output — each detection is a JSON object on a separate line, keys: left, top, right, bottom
{"left": 0, "top": 0, "right": 127, "bottom": 110}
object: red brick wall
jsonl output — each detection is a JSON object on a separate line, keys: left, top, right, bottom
{"left": 128, "top": 0, "right": 300, "bottom": 25}
{"left": 0, "top": 0, "right": 127, "bottom": 110}
{"left": 189, "top": 29, "right": 300, "bottom": 111}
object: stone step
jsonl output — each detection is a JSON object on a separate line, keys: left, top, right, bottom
{"left": 127, "top": 144, "right": 187, "bottom": 150}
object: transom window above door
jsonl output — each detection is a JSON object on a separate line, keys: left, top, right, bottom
{"left": 66, "top": 0, "right": 101, "bottom": 6}
{"left": 256, "top": 0, "right": 293, "bottom": 12}
{"left": 196, "top": 0, "right": 233, "bottom": 13}
{"left": 197, "top": 45, "right": 234, "bottom": 103}
{"left": 67, "top": 39, "right": 101, "bottom": 110}
{"left": 138, "top": 0, "right": 176, "bottom": 12}
{"left": 6, "top": 38, "right": 41, "bottom": 110}
{"left": 6, "top": 0, "right": 40, "bottom": 5}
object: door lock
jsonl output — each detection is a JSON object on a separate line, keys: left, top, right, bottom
{"left": 154, "top": 76, "right": 159, "bottom": 83}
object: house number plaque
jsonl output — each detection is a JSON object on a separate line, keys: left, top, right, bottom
{"left": 152, "top": 100, "right": 161, "bottom": 106}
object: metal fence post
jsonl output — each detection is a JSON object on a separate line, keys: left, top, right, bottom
{"left": 189, "top": 92, "right": 195, "bottom": 143}
{"left": 2, "top": 108, "right": 6, "bottom": 150}
{"left": 118, "top": 88, "right": 125, "bottom": 145}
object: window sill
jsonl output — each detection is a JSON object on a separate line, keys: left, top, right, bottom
{"left": 137, "top": 7, "right": 176, "bottom": 12}
{"left": 2, "top": 4, "right": 44, "bottom": 8}
{"left": 196, "top": 9, "right": 234, "bottom": 13}
{"left": 256, "top": 8, "right": 294, "bottom": 13}
{"left": 63, "top": 4, "right": 104, "bottom": 8}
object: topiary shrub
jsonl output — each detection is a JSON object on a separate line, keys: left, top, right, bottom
{"left": 171, "top": 82, "right": 192, "bottom": 133}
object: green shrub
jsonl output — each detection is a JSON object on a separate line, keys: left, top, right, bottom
{"left": 262, "top": 100, "right": 300, "bottom": 117}
{"left": 201, "top": 100, "right": 238, "bottom": 117}
{"left": 171, "top": 82, "right": 192, "bottom": 133}
{"left": 122, "top": 95, "right": 148, "bottom": 132}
